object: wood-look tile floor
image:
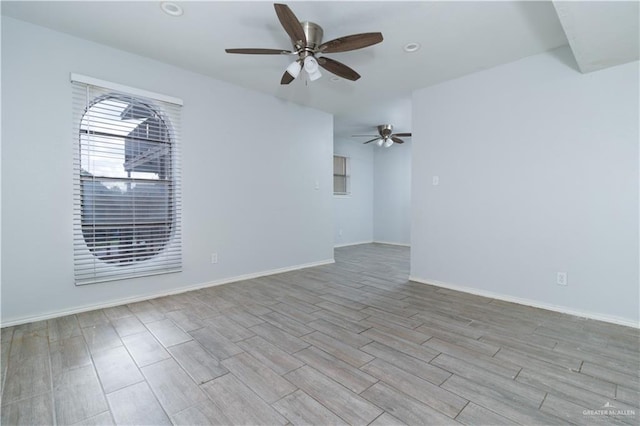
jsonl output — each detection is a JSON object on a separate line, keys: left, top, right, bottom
{"left": 1, "top": 243, "right": 638, "bottom": 425}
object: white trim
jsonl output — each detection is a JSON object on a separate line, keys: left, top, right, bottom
{"left": 373, "top": 241, "right": 411, "bottom": 247}
{"left": 1, "top": 259, "right": 334, "bottom": 328}
{"left": 70, "top": 73, "right": 183, "bottom": 106}
{"left": 334, "top": 240, "right": 374, "bottom": 248}
{"left": 409, "top": 276, "right": 639, "bottom": 329}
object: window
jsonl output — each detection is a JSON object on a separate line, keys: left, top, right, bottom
{"left": 333, "top": 155, "right": 350, "bottom": 195}
{"left": 72, "top": 74, "right": 182, "bottom": 285}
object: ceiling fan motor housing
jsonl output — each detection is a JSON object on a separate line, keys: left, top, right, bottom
{"left": 378, "top": 124, "right": 393, "bottom": 138}
{"left": 297, "top": 21, "right": 323, "bottom": 53}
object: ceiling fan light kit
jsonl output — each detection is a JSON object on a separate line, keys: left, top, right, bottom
{"left": 225, "top": 3, "right": 383, "bottom": 85}
{"left": 303, "top": 56, "right": 322, "bottom": 81}
{"left": 286, "top": 60, "right": 302, "bottom": 78}
{"left": 353, "top": 124, "right": 412, "bottom": 148}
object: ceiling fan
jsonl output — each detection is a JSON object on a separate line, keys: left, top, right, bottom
{"left": 353, "top": 124, "right": 412, "bottom": 148}
{"left": 225, "top": 3, "right": 383, "bottom": 84}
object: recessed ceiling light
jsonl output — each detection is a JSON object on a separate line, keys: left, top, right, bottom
{"left": 403, "top": 42, "right": 420, "bottom": 53}
{"left": 161, "top": 2, "right": 183, "bottom": 17}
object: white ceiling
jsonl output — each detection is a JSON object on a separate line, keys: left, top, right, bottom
{"left": 2, "top": 1, "right": 638, "bottom": 139}
{"left": 553, "top": 1, "right": 640, "bottom": 74}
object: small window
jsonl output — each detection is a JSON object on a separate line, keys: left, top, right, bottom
{"left": 333, "top": 155, "right": 350, "bottom": 195}
{"left": 72, "top": 75, "right": 182, "bottom": 285}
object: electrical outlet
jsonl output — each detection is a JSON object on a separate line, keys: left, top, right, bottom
{"left": 338, "top": 229, "right": 343, "bottom": 237}
{"left": 556, "top": 272, "right": 567, "bottom": 286}
{"left": 211, "top": 253, "right": 218, "bottom": 264}
{"left": 432, "top": 176, "right": 439, "bottom": 186}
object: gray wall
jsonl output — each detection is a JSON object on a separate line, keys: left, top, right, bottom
{"left": 333, "top": 138, "right": 374, "bottom": 246}
{"left": 332, "top": 139, "right": 411, "bottom": 247}
{"left": 411, "top": 46, "right": 639, "bottom": 325}
{"left": 373, "top": 141, "right": 412, "bottom": 245}
{"left": 1, "top": 17, "right": 334, "bottom": 324}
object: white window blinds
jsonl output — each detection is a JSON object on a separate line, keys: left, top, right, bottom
{"left": 71, "top": 74, "right": 182, "bottom": 285}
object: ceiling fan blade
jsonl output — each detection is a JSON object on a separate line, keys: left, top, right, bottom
{"left": 391, "top": 137, "right": 405, "bottom": 144}
{"left": 274, "top": 3, "right": 307, "bottom": 46}
{"left": 280, "top": 71, "right": 295, "bottom": 85}
{"left": 363, "top": 137, "right": 381, "bottom": 144}
{"left": 392, "top": 132, "right": 412, "bottom": 137}
{"left": 225, "top": 48, "right": 292, "bottom": 54}
{"left": 319, "top": 32, "right": 383, "bottom": 53}
{"left": 317, "top": 57, "right": 361, "bottom": 81}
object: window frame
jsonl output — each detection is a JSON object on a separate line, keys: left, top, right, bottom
{"left": 333, "top": 155, "right": 351, "bottom": 196}
{"left": 71, "top": 74, "right": 183, "bottom": 285}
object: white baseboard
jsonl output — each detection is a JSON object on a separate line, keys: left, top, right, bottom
{"left": 409, "top": 276, "right": 639, "bottom": 329}
{"left": 373, "top": 241, "right": 411, "bottom": 247}
{"left": 1, "top": 259, "right": 335, "bottom": 328}
{"left": 334, "top": 240, "right": 373, "bottom": 248}
{"left": 334, "top": 240, "right": 411, "bottom": 248}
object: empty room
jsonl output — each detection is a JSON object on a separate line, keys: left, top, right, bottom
{"left": 1, "top": 1, "right": 638, "bottom": 425}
